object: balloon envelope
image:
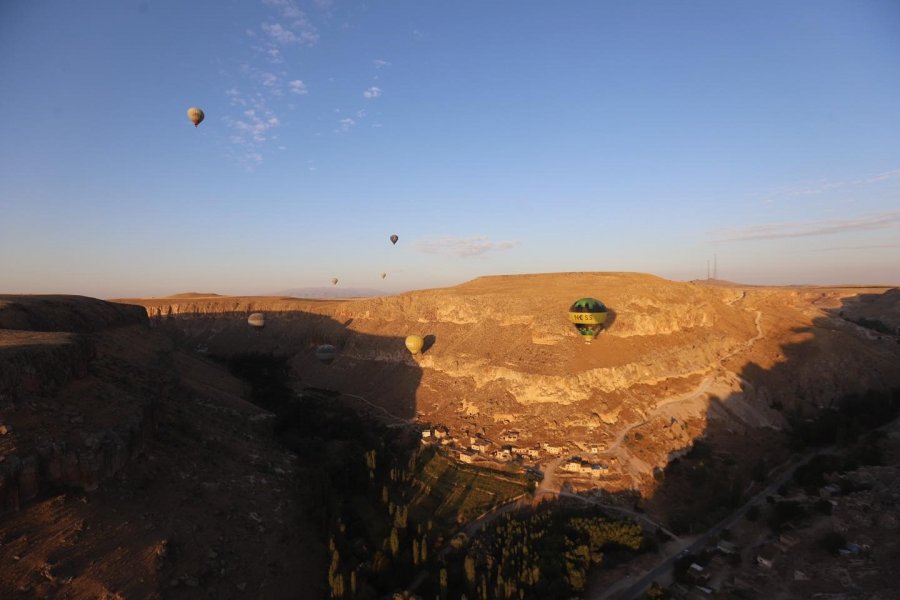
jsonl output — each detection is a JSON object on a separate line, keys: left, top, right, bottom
{"left": 331, "top": 278, "right": 338, "bottom": 285}
{"left": 381, "top": 272, "right": 387, "bottom": 279}
{"left": 315, "top": 344, "right": 337, "bottom": 365}
{"left": 248, "top": 312, "right": 266, "bottom": 328}
{"left": 567, "top": 297, "right": 607, "bottom": 343}
{"left": 390, "top": 234, "right": 399, "bottom": 245}
{"left": 405, "top": 335, "right": 424, "bottom": 355}
{"left": 187, "top": 107, "right": 205, "bottom": 127}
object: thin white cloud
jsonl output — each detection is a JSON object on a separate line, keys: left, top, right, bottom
{"left": 373, "top": 59, "right": 391, "bottom": 69}
{"left": 262, "top": 0, "right": 303, "bottom": 20}
{"left": 820, "top": 242, "right": 900, "bottom": 251}
{"left": 259, "top": 71, "right": 280, "bottom": 92}
{"left": 363, "top": 86, "right": 382, "bottom": 99}
{"left": 336, "top": 117, "right": 355, "bottom": 133}
{"left": 413, "top": 236, "right": 521, "bottom": 258}
{"left": 224, "top": 1, "right": 318, "bottom": 164}
{"left": 356, "top": 108, "right": 367, "bottom": 118}
{"left": 713, "top": 210, "right": 900, "bottom": 242}
{"left": 239, "top": 65, "right": 285, "bottom": 95}
{"left": 232, "top": 109, "right": 280, "bottom": 143}
{"left": 262, "top": 22, "right": 299, "bottom": 45}
{"left": 257, "top": 2, "right": 319, "bottom": 54}
{"left": 288, "top": 79, "right": 308, "bottom": 95}
{"left": 757, "top": 167, "right": 900, "bottom": 203}
{"left": 225, "top": 88, "right": 245, "bottom": 105}
{"left": 223, "top": 88, "right": 282, "bottom": 165}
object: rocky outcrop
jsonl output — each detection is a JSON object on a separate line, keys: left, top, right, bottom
{"left": 0, "top": 296, "right": 164, "bottom": 513}
{"left": 0, "top": 332, "right": 94, "bottom": 400}
{"left": 0, "top": 404, "right": 157, "bottom": 510}
{"left": 0, "top": 295, "right": 146, "bottom": 332}
{"left": 117, "top": 274, "right": 900, "bottom": 491}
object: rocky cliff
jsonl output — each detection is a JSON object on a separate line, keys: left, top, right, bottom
{"left": 0, "top": 295, "right": 321, "bottom": 598}
{"left": 119, "top": 273, "right": 900, "bottom": 491}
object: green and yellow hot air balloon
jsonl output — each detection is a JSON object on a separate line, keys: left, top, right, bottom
{"left": 568, "top": 297, "right": 607, "bottom": 343}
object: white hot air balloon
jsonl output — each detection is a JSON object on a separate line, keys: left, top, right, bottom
{"left": 315, "top": 344, "right": 337, "bottom": 365}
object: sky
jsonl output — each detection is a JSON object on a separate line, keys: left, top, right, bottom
{"left": 1, "top": 0, "right": 899, "bottom": 297}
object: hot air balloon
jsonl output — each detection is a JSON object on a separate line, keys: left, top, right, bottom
{"left": 187, "top": 107, "right": 205, "bottom": 127}
{"left": 405, "top": 335, "right": 424, "bottom": 355}
{"left": 381, "top": 272, "right": 387, "bottom": 279}
{"left": 331, "top": 278, "right": 338, "bottom": 286}
{"left": 248, "top": 312, "right": 266, "bottom": 328}
{"left": 568, "top": 298, "right": 607, "bottom": 343}
{"left": 390, "top": 234, "right": 399, "bottom": 245}
{"left": 315, "top": 344, "right": 337, "bottom": 365}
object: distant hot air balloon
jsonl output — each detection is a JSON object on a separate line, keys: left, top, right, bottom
{"left": 381, "top": 272, "right": 387, "bottom": 279}
{"left": 390, "top": 234, "right": 399, "bottom": 245}
{"left": 405, "top": 335, "right": 424, "bottom": 355}
{"left": 568, "top": 298, "right": 607, "bottom": 343}
{"left": 187, "top": 107, "right": 205, "bottom": 127}
{"left": 248, "top": 312, "right": 266, "bottom": 328}
{"left": 331, "top": 278, "right": 339, "bottom": 286}
{"left": 315, "top": 344, "right": 337, "bottom": 365}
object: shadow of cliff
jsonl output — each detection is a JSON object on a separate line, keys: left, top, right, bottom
{"left": 150, "top": 291, "right": 900, "bottom": 599}
{"left": 578, "top": 290, "right": 900, "bottom": 598}
{"left": 6, "top": 288, "right": 900, "bottom": 599}
{"left": 150, "top": 308, "right": 427, "bottom": 422}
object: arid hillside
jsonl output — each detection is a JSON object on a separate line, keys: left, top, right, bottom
{"left": 119, "top": 273, "right": 900, "bottom": 493}
{"left": 0, "top": 295, "right": 322, "bottom": 599}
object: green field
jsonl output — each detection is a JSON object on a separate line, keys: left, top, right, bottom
{"left": 406, "top": 447, "right": 528, "bottom": 528}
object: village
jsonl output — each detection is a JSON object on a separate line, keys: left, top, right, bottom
{"left": 418, "top": 422, "right": 615, "bottom": 481}
{"left": 593, "top": 445, "right": 893, "bottom": 600}
{"left": 418, "top": 419, "right": 896, "bottom": 600}
{"left": 665, "top": 476, "right": 879, "bottom": 600}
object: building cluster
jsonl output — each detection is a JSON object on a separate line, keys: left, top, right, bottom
{"left": 561, "top": 456, "right": 609, "bottom": 478}
{"left": 668, "top": 477, "right": 879, "bottom": 599}
{"left": 421, "top": 426, "right": 546, "bottom": 465}
{"left": 420, "top": 426, "right": 588, "bottom": 469}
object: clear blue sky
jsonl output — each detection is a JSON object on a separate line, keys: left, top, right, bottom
{"left": 2, "top": 0, "right": 899, "bottom": 297}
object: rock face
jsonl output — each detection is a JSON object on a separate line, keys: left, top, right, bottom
{"left": 0, "top": 294, "right": 146, "bottom": 332}
{"left": 0, "top": 294, "right": 324, "bottom": 599}
{"left": 119, "top": 273, "right": 900, "bottom": 491}
{"left": 0, "top": 296, "right": 159, "bottom": 511}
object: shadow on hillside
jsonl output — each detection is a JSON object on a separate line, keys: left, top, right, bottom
{"left": 146, "top": 308, "right": 428, "bottom": 422}
{"left": 135, "top": 291, "right": 900, "bottom": 599}
{"left": 604, "top": 307, "right": 618, "bottom": 332}
{"left": 577, "top": 291, "right": 900, "bottom": 597}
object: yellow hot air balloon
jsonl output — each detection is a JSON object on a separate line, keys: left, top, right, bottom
{"left": 187, "top": 107, "right": 205, "bottom": 127}
{"left": 405, "top": 335, "right": 424, "bottom": 355}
